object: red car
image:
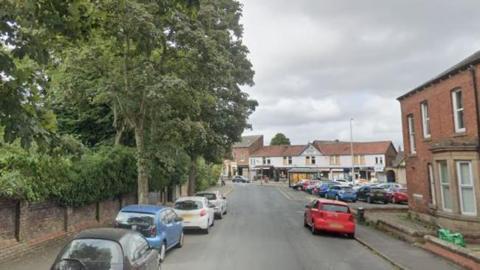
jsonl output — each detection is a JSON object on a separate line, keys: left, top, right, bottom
{"left": 304, "top": 199, "right": 355, "bottom": 238}
{"left": 390, "top": 188, "right": 408, "bottom": 204}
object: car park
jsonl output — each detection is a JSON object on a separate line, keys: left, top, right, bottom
{"left": 291, "top": 179, "right": 309, "bottom": 190}
{"left": 356, "top": 186, "right": 390, "bottom": 204}
{"left": 325, "top": 185, "right": 357, "bottom": 202}
{"left": 390, "top": 187, "right": 408, "bottom": 204}
{"left": 304, "top": 180, "right": 320, "bottom": 194}
{"left": 50, "top": 228, "right": 161, "bottom": 270}
{"left": 315, "top": 182, "right": 336, "bottom": 197}
{"left": 195, "top": 190, "right": 228, "bottom": 219}
{"left": 114, "top": 204, "right": 184, "bottom": 262}
{"left": 174, "top": 196, "right": 215, "bottom": 234}
{"left": 304, "top": 199, "right": 355, "bottom": 238}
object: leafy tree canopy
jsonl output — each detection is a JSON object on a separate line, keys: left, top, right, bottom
{"left": 270, "top": 133, "right": 291, "bottom": 145}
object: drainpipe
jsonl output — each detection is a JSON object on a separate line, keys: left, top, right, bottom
{"left": 469, "top": 65, "right": 480, "bottom": 145}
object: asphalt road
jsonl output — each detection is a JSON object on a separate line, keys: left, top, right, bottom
{"left": 162, "top": 183, "right": 394, "bottom": 270}
{"left": 0, "top": 183, "right": 394, "bottom": 270}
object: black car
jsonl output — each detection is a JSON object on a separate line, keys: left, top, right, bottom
{"left": 50, "top": 228, "right": 161, "bottom": 270}
{"left": 356, "top": 185, "right": 389, "bottom": 204}
{"left": 232, "top": 176, "right": 250, "bottom": 183}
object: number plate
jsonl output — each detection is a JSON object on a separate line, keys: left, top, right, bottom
{"left": 329, "top": 223, "right": 343, "bottom": 229}
{"left": 182, "top": 215, "right": 192, "bottom": 222}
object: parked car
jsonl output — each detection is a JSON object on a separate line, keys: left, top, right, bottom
{"left": 303, "top": 199, "right": 355, "bottom": 238}
{"left": 174, "top": 196, "right": 215, "bottom": 234}
{"left": 390, "top": 187, "right": 409, "bottom": 204}
{"left": 291, "top": 179, "right": 309, "bottom": 190}
{"left": 356, "top": 186, "right": 389, "bottom": 204}
{"left": 315, "top": 182, "right": 336, "bottom": 197}
{"left": 232, "top": 175, "right": 250, "bottom": 183}
{"left": 325, "top": 185, "right": 357, "bottom": 202}
{"left": 195, "top": 190, "right": 228, "bottom": 219}
{"left": 50, "top": 228, "right": 161, "bottom": 270}
{"left": 304, "top": 180, "right": 320, "bottom": 194}
{"left": 376, "top": 182, "right": 404, "bottom": 190}
{"left": 114, "top": 204, "right": 183, "bottom": 262}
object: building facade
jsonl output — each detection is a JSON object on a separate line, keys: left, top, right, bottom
{"left": 398, "top": 50, "right": 480, "bottom": 236}
{"left": 224, "top": 135, "right": 264, "bottom": 178}
{"left": 248, "top": 140, "right": 397, "bottom": 185}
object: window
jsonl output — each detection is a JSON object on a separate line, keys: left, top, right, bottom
{"left": 305, "top": 156, "right": 310, "bottom": 165}
{"left": 311, "top": 156, "right": 316, "bottom": 165}
{"left": 379, "top": 157, "right": 383, "bottom": 164}
{"left": 421, "top": 102, "right": 431, "bottom": 138}
{"left": 262, "top": 157, "right": 266, "bottom": 165}
{"left": 375, "top": 157, "right": 384, "bottom": 165}
{"left": 407, "top": 115, "right": 416, "bottom": 154}
{"left": 438, "top": 161, "right": 452, "bottom": 211}
{"left": 283, "top": 156, "right": 287, "bottom": 165}
{"left": 428, "top": 164, "right": 436, "bottom": 206}
{"left": 452, "top": 89, "right": 465, "bottom": 133}
{"left": 354, "top": 155, "right": 365, "bottom": 165}
{"left": 61, "top": 239, "right": 123, "bottom": 267}
{"left": 266, "top": 158, "right": 271, "bottom": 165}
{"left": 330, "top": 155, "right": 340, "bottom": 165}
{"left": 375, "top": 157, "right": 378, "bottom": 164}
{"left": 288, "top": 156, "right": 292, "bottom": 165}
{"left": 456, "top": 161, "right": 476, "bottom": 215}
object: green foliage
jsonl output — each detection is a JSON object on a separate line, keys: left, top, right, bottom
{"left": 195, "top": 157, "right": 221, "bottom": 192}
{"left": 270, "top": 133, "right": 291, "bottom": 146}
{"left": 0, "top": 144, "right": 137, "bottom": 206}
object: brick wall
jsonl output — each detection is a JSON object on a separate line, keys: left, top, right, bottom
{"left": 0, "top": 194, "right": 136, "bottom": 264}
{"left": 400, "top": 65, "right": 480, "bottom": 214}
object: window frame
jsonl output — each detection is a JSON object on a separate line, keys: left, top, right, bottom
{"left": 456, "top": 161, "right": 477, "bottom": 215}
{"left": 438, "top": 161, "right": 452, "bottom": 212}
{"left": 428, "top": 163, "right": 436, "bottom": 206}
{"left": 407, "top": 115, "right": 416, "bottom": 154}
{"left": 421, "top": 102, "right": 431, "bottom": 138}
{"left": 311, "top": 156, "right": 316, "bottom": 165}
{"left": 452, "top": 89, "right": 466, "bottom": 133}
{"left": 288, "top": 156, "right": 292, "bottom": 165}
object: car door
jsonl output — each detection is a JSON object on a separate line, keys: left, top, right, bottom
{"left": 163, "top": 209, "right": 177, "bottom": 248}
{"left": 357, "top": 187, "right": 367, "bottom": 200}
{"left": 206, "top": 198, "right": 214, "bottom": 222}
{"left": 305, "top": 200, "right": 316, "bottom": 225}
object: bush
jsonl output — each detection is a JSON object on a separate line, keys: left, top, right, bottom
{"left": 195, "top": 157, "right": 221, "bottom": 192}
{"left": 0, "top": 145, "right": 137, "bottom": 207}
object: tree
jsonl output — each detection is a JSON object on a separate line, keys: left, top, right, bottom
{"left": 270, "top": 133, "right": 291, "bottom": 145}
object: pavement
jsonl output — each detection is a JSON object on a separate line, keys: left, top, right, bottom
{"left": 0, "top": 182, "right": 462, "bottom": 270}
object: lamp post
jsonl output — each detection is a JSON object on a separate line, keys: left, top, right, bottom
{"left": 350, "top": 118, "right": 354, "bottom": 184}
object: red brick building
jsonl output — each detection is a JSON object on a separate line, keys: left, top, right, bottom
{"left": 398, "top": 51, "right": 480, "bottom": 236}
{"left": 224, "top": 135, "right": 263, "bottom": 177}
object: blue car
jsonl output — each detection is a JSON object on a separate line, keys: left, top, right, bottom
{"left": 315, "top": 182, "right": 336, "bottom": 197}
{"left": 325, "top": 186, "right": 357, "bottom": 202}
{"left": 115, "top": 204, "right": 184, "bottom": 262}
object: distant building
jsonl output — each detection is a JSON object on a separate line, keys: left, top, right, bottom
{"left": 398, "top": 50, "right": 480, "bottom": 236}
{"left": 384, "top": 151, "right": 407, "bottom": 185}
{"left": 223, "top": 135, "right": 263, "bottom": 178}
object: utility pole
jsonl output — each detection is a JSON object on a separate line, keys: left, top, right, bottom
{"left": 350, "top": 118, "right": 354, "bottom": 184}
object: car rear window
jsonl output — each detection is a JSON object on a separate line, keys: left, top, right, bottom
{"left": 321, "top": 204, "right": 350, "bottom": 213}
{"left": 175, "top": 200, "right": 203, "bottom": 210}
{"left": 59, "top": 239, "right": 123, "bottom": 270}
{"left": 196, "top": 193, "right": 217, "bottom": 200}
{"left": 115, "top": 212, "right": 155, "bottom": 226}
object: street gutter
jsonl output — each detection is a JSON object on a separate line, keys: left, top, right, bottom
{"left": 355, "top": 235, "right": 407, "bottom": 270}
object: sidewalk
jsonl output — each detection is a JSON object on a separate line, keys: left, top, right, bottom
{"left": 355, "top": 224, "right": 464, "bottom": 270}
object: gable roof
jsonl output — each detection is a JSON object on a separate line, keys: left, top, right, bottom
{"left": 313, "top": 140, "right": 394, "bottom": 155}
{"left": 398, "top": 50, "right": 480, "bottom": 100}
{"left": 391, "top": 151, "right": 405, "bottom": 167}
{"left": 233, "top": 135, "right": 263, "bottom": 148}
{"left": 251, "top": 145, "right": 307, "bottom": 157}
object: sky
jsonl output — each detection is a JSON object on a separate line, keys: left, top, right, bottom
{"left": 238, "top": 0, "right": 480, "bottom": 148}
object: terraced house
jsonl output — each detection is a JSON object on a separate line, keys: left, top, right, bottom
{"left": 248, "top": 140, "right": 397, "bottom": 185}
{"left": 398, "top": 50, "right": 480, "bottom": 236}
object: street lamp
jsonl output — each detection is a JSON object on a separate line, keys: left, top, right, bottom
{"left": 350, "top": 118, "right": 354, "bottom": 184}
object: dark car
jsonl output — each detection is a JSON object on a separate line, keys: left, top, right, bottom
{"left": 356, "top": 186, "right": 389, "bottom": 204}
{"left": 232, "top": 176, "right": 250, "bottom": 183}
{"left": 50, "top": 228, "right": 161, "bottom": 270}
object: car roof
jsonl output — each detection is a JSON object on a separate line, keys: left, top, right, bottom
{"left": 318, "top": 198, "right": 349, "bottom": 206}
{"left": 176, "top": 196, "right": 206, "bottom": 201}
{"left": 75, "top": 228, "right": 134, "bottom": 242}
{"left": 120, "top": 204, "right": 166, "bottom": 214}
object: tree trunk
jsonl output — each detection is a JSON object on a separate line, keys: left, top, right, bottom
{"left": 135, "top": 126, "right": 149, "bottom": 204}
{"left": 188, "top": 157, "right": 197, "bottom": 196}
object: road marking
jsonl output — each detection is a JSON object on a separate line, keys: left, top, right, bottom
{"left": 276, "top": 187, "right": 295, "bottom": 201}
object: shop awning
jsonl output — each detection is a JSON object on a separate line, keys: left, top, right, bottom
{"left": 288, "top": 168, "right": 322, "bottom": 173}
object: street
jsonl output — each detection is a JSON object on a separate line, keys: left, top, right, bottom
{"left": 162, "top": 183, "right": 393, "bottom": 270}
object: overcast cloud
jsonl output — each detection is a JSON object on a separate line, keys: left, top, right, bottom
{"left": 238, "top": 0, "right": 480, "bottom": 148}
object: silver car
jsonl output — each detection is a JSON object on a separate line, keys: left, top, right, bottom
{"left": 195, "top": 190, "right": 228, "bottom": 219}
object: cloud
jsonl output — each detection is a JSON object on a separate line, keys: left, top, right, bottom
{"left": 239, "top": 0, "right": 480, "bottom": 146}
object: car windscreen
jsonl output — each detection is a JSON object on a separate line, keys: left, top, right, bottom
{"left": 58, "top": 239, "right": 123, "bottom": 270}
{"left": 321, "top": 204, "right": 350, "bottom": 213}
{"left": 175, "top": 200, "right": 203, "bottom": 210}
{"left": 115, "top": 212, "right": 155, "bottom": 227}
{"left": 196, "top": 193, "right": 217, "bottom": 200}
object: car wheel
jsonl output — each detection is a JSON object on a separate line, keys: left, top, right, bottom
{"left": 176, "top": 232, "right": 184, "bottom": 248}
{"left": 347, "top": 233, "right": 355, "bottom": 239}
{"left": 159, "top": 242, "right": 166, "bottom": 262}
{"left": 217, "top": 212, "right": 223, "bottom": 220}
{"left": 335, "top": 195, "right": 339, "bottom": 201}
{"left": 203, "top": 223, "right": 210, "bottom": 234}
{"left": 367, "top": 196, "right": 372, "bottom": 204}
